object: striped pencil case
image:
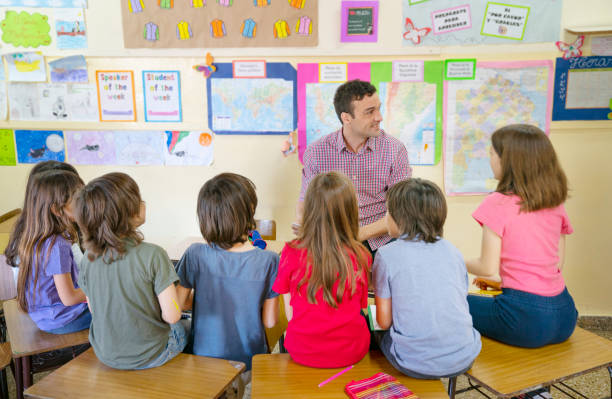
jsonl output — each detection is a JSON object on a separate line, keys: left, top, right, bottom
{"left": 345, "top": 372, "right": 418, "bottom": 399}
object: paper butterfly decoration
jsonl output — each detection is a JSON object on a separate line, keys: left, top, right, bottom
{"left": 556, "top": 36, "right": 584, "bottom": 60}
{"left": 193, "top": 52, "right": 217, "bottom": 78}
{"left": 403, "top": 18, "right": 431, "bottom": 45}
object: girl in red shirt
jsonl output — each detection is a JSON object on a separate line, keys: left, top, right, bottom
{"left": 273, "top": 171, "right": 371, "bottom": 368}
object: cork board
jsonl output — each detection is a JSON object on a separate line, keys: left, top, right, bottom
{"left": 121, "top": 0, "right": 318, "bottom": 48}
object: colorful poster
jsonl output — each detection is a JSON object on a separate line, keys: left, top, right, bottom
{"left": 143, "top": 71, "right": 182, "bottom": 123}
{"left": 55, "top": 9, "right": 87, "bottom": 50}
{"left": 120, "top": 0, "right": 318, "bottom": 48}
{"left": 0, "top": 67, "right": 6, "bottom": 121}
{"left": 444, "top": 61, "right": 553, "bottom": 195}
{"left": 371, "top": 61, "right": 444, "bottom": 166}
{"left": 9, "top": 82, "right": 98, "bottom": 122}
{"left": 15, "top": 130, "right": 65, "bottom": 163}
{"left": 96, "top": 71, "right": 136, "bottom": 122}
{"left": 207, "top": 63, "right": 296, "bottom": 135}
{"left": 341, "top": 1, "right": 379, "bottom": 43}
{"left": 114, "top": 131, "right": 165, "bottom": 165}
{"left": 402, "top": 0, "right": 561, "bottom": 46}
{"left": 552, "top": 56, "right": 612, "bottom": 121}
{"left": 0, "top": 1, "right": 87, "bottom": 7}
{"left": 1, "top": 10, "right": 51, "bottom": 48}
{"left": 4, "top": 52, "right": 47, "bottom": 82}
{"left": 65, "top": 131, "right": 116, "bottom": 165}
{"left": 49, "top": 55, "right": 88, "bottom": 83}
{"left": 297, "top": 63, "right": 370, "bottom": 160}
{"left": 0, "top": 129, "right": 16, "bottom": 166}
{"left": 164, "top": 131, "right": 214, "bottom": 166}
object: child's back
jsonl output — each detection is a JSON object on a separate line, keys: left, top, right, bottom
{"left": 373, "top": 238, "right": 481, "bottom": 377}
{"left": 177, "top": 243, "right": 278, "bottom": 368}
{"left": 79, "top": 241, "right": 178, "bottom": 369}
{"left": 274, "top": 241, "right": 370, "bottom": 368}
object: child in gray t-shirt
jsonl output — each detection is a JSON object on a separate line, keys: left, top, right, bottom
{"left": 373, "top": 178, "right": 481, "bottom": 379}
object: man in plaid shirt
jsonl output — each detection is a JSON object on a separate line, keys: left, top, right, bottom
{"left": 297, "top": 80, "right": 412, "bottom": 254}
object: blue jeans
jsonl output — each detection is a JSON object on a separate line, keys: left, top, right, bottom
{"left": 468, "top": 287, "right": 578, "bottom": 348}
{"left": 136, "top": 322, "right": 187, "bottom": 369}
{"left": 46, "top": 309, "right": 92, "bottom": 335}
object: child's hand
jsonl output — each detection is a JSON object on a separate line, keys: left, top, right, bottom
{"left": 473, "top": 277, "right": 501, "bottom": 291}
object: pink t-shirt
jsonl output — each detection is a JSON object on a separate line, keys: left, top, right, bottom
{"left": 473, "top": 192, "right": 573, "bottom": 296}
{"left": 272, "top": 242, "right": 371, "bottom": 368}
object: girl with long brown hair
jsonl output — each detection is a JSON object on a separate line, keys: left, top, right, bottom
{"left": 273, "top": 171, "right": 371, "bottom": 368}
{"left": 466, "top": 124, "right": 577, "bottom": 349}
{"left": 15, "top": 169, "right": 91, "bottom": 334}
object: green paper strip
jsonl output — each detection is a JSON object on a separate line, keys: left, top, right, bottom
{"left": 0, "top": 130, "right": 17, "bottom": 166}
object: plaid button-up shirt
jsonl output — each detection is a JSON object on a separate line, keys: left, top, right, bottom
{"left": 300, "top": 129, "right": 412, "bottom": 250}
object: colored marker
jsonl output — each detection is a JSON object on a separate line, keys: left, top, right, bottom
{"left": 318, "top": 365, "right": 354, "bottom": 388}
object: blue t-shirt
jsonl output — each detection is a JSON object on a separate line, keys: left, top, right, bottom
{"left": 373, "top": 237, "right": 481, "bottom": 376}
{"left": 27, "top": 235, "right": 87, "bottom": 331}
{"left": 176, "top": 243, "right": 279, "bottom": 369}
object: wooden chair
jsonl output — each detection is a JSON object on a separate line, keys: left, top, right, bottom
{"left": 0, "top": 342, "right": 11, "bottom": 399}
{"left": 2, "top": 299, "right": 89, "bottom": 399}
{"left": 24, "top": 347, "right": 245, "bottom": 399}
{"left": 449, "top": 327, "right": 612, "bottom": 398}
{"left": 251, "top": 351, "right": 448, "bottom": 399}
{"left": 264, "top": 294, "right": 289, "bottom": 353}
{"left": 0, "top": 208, "right": 20, "bottom": 255}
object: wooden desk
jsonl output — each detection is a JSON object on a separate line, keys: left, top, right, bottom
{"left": 465, "top": 327, "right": 612, "bottom": 397}
{"left": 251, "top": 351, "right": 448, "bottom": 399}
{"left": 3, "top": 299, "right": 89, "bottom": 399}
{"left": 24, "top": 348, "right": 245, "bottom": 399}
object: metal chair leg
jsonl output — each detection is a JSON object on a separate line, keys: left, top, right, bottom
{"left": 448, "top": 376, "right": 457, "bottom": 399}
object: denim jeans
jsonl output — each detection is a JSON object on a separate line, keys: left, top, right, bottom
{"left": 136, "top": 322, "right": 187, "bottom": 369}
{"left": 45, "top": 309, "right": 92, "bottom": 335}
{"left": 467, "top": 287, "right": 578, "bottom": 348}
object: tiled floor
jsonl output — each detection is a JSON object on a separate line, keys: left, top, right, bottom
{"left": 5, "top": 328, "right": 611, "bottom": 399}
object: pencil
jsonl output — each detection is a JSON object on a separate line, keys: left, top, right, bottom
{"left": 318, "top": 365, "right": 354, "bottom": 388}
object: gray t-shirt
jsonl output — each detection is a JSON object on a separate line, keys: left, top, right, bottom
{"left": 373, "top": 238, "right": 481, "bottom": 376}
{"left": 78, "top": 241, "right": 178, "bottom": 370}
{"left": 176, "top": 243, "right": 279, "bottom": 370}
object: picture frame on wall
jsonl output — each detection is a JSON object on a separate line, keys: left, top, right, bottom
{"left": 341, "top": 1, "right": 379, "bottom": 43}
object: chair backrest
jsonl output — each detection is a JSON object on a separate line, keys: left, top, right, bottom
{"left": 0, "top": 255, "right": 17, "bottom": 301}
{"left": 264, "top": 294, "right": 288, "bottom": 352}
{"left": 255, "top": 219, "right": 276, "bottom": 241}
{"left": 0, "top": 208, "right": 21, "bottom": 254}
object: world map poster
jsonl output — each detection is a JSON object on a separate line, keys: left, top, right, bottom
{"left": 444, "top": 60, "right": 553, "bottom": 195}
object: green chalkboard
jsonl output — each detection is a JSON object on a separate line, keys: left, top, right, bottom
{"left": 347, "top": 7, "right": 373, "bottom": 35}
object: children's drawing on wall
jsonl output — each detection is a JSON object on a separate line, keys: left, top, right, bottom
{"left": 8, "top": 83, "right": 41, "bottom": 120}
{"left": 0, "top": 129, "right": 17, "bottom": 166}
{"left": 143, "top": 71, "right": 182, "bottom": 122}
{"left": 164, "top": 131, "right": 214, "bottom": 166}
{"left": 65, "top": 84, "right": 98, "bottom": 121}
{"left": 95, "top": 71, "right": 137, "bottom": 122}
{"left": 49, "top": 55, "right": 88, "bottom": 83}
{"left": 65, "top": 130, "right": 116, "bottom": 165}
{"left": 114, "top": 131, "right": 166, "bottom": 165}
{"left": 55, "top": 8, "right": 87, "bottom": 49}
{"left": 1, "top": 10, "right": 51, "bottom": 48}
{"left": 15, "top": 130, "right": 66, "bottom": 163}
{"left": 0, "top": 0, "right": 87, "bottom": 6}
{"left": 0, "top": 68, "right": 7, "bottom": 120}
{"left": 4, "top": 52, "right": 47, "bottom": 82}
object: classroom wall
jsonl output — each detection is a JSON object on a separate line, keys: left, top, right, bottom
{"left": 1, "top": 0, "right": 611, "bottom": 315}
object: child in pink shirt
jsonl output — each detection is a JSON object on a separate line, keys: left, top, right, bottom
{"left": 466, "top": 124, "right": 577, "bottom": 349}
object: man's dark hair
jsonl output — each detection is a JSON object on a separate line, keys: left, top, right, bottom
{"left": 333, "top": 79, "right": 377, "bottom": 123}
